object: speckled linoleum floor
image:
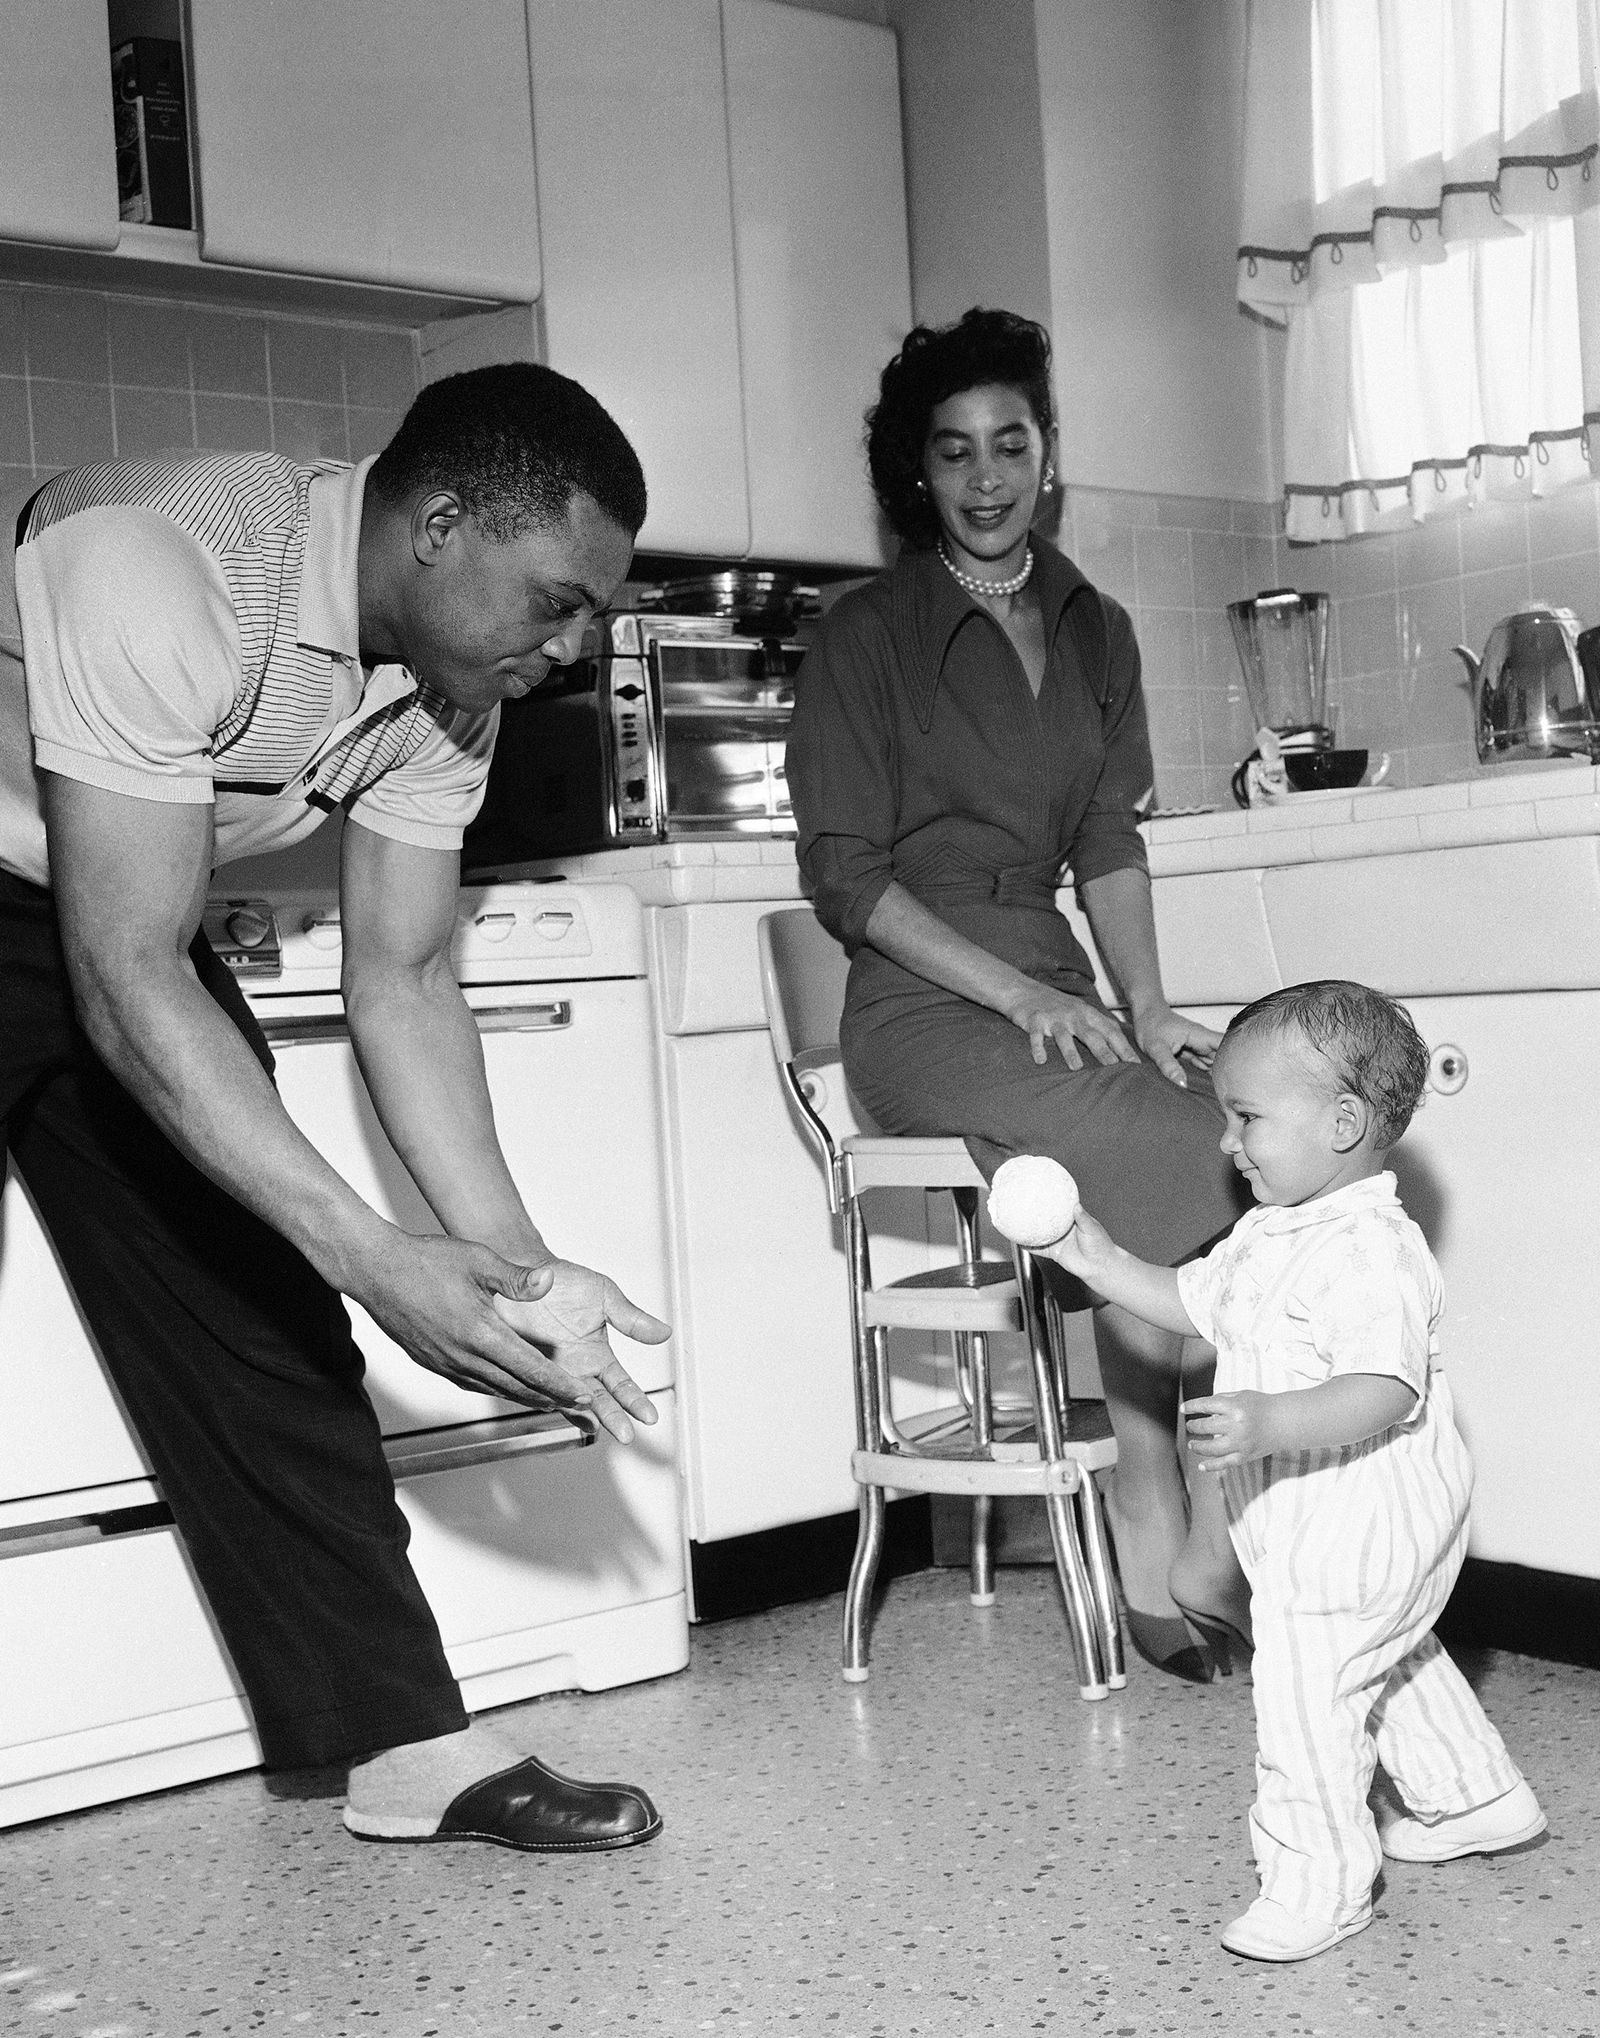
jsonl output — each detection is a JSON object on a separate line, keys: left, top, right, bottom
{"left": 3, "top": 1568, "right": 1596, "bottom": 2038}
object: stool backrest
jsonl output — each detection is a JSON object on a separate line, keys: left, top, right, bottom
{"left": 757, "top": 908, "right": 851, "bottom": 1065}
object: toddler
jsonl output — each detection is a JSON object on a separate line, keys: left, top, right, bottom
{"left": 1034, "top": 980, "right": 1544, "bottom": 1962}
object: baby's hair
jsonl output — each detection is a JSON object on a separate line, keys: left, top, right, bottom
{"left": 1224, "top": 980, "right": 1430, "bottom": 1148}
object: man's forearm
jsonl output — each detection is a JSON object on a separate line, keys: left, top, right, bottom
{"left": 344, "top": 960, "right": 548, "bottom": 1265}
{"left": 72, "top": 951, "right": 396, "bottom": 1294}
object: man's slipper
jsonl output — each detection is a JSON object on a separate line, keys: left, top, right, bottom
{"left": 344, "top": 1754, "right": 662, "bottom": 1852}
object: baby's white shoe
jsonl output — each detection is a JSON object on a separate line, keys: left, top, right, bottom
{"left": 1220, "top": 1897, "right": 1372, "bottom": 1963}
{"left": 1378, "top": 1778, "right": 1545, "bottom": 1863}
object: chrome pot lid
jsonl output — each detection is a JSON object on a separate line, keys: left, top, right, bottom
{"left": 637, "top": 571, "right": 821, "bottom": 631}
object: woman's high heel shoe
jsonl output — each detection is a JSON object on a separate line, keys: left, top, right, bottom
{"left": 1172, "top": 1601, "right": 1253, "bottom": 1680}
{"left": 1123, "top": 1606, "right": 1214, "bottom": 1685}
{"left": 1102, "top": 1512, "right": 1216, "bottom": 1684}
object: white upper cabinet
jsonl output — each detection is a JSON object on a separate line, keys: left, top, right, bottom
{"left": 721, "top": 1, "right": 912, "bottom": 567}
{"left": 186, "top": 0, "right": 541, "bottom": 301}
{"left": 0, "top": 0, "right": 120, "bottom": 251}
{"left": 525, "top": 0, "right": 749, "bottom": 559}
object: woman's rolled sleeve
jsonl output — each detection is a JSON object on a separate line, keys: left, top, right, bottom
{"left": 787, "top": 601, "right": 899, "bottom": 952}
{"left": 1068, "top": 595, "right": 1153, "bottom": 888}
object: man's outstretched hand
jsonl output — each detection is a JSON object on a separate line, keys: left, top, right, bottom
{"left": 354, "top": 1233, "right": 669, "bottom": 1443}
{"left": 491, "top": 1257, "right": 669, "bottom": 1443}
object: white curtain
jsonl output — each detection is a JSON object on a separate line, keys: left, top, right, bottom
{"left": 1239, "top": 0, "right": 1600, "bottom": 540}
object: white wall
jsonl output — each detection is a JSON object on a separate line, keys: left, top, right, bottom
{"left": 1034, "top": 0, "right": 1275, "bottom": 502}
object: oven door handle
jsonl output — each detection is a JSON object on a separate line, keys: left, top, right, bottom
{"left": 384, "top": 1410, "right": 597, "bottom": 1481}
{"left": 0, "top": 1412, "right": 597, "bottom": 1553}
{"left": 261, "top": 1001, "right": 573, "bottom": 1047}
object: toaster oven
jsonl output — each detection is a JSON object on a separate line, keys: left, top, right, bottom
{"left": 461, "top": 611, "right": 809, "bottom": 869}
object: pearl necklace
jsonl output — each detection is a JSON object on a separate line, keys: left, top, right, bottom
{"left": 939, "top": 541, "right": 1034, "bottom": 601}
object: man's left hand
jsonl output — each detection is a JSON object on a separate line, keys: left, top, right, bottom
{"left": 493, "top": 1259, "right": 670, "bottom": 1444}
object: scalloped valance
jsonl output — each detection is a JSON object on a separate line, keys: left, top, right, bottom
{"left": 1239, "top": 0, "right": 1600, "bottom": 540}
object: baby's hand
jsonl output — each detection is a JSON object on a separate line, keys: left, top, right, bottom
{"left": 1182, "top": 1390, "right": 1277, "bottom": 1471}
{"left": 1040, "top": 1207, "right": 1114, "bottom": 1283}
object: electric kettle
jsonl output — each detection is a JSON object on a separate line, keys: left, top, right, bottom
{"left": 1453, "top": 605, "right": 1600, "bottom": 762}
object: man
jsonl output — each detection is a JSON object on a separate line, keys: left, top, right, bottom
{"left": 0, "top": 363, "right": 667, "bottom": 1852}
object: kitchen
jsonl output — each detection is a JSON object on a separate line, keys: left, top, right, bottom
{"left": 2, "top": 0, "right": 1598, "bottom": 2029}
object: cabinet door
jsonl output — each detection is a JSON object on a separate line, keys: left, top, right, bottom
{"left": 661, "top": 1028, "right": 955, "bottom": 1542}
{"left": 187, "top": 0, "right": 540, "bottom": 299}
{"left": 1394, "top": 993, "right": 1600, "bottom": 1579}
{"left": 0, "top": 0, "right": 120, "bottom": 250}
{"left": 525, "top": 0, "right": 750, "bottom": 559}
{"left": 722, "top": 0, "right": 912, "bottom": 567}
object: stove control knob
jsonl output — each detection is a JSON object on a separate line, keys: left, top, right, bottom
{"left": 302, "top": 911, "right": 342, "bottom": 949}
{"left": 474, "top": 911, "right": 516, "bottom": 943}
{"left": 225, "top": 907, "right": 272, "bottom": 950}
{"left": 535, "top": 910, "right": 575, "bottom": 940}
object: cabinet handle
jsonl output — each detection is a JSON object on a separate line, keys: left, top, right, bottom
{"left": 1427, "top": 1044, "right": 1468, "bottom": 1095}
{"left": 473, "top": 1001, "right": 573, "bottom": 1035}
{"left": 262, "top": 1001, "right": 573, "bottom": 1047}
{"left": 384, "top": 1410, "right": 595, "bottom": 1481}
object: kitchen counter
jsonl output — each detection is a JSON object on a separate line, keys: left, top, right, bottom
{"left": 486, "top": 839, "right": 806, "bottom": 906}
{"left": 511, "top": 761, "right": 1600, "bottom": 899}
{"left": 1142, "top": 762, "right": 1600, "bottom": 878}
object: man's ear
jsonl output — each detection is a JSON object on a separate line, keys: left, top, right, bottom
{"left": 1330, "top": 1091, "right": 1370, "bottom": 1154}
{"left": 411, "top": 490, "right": 462, "bottom": 567}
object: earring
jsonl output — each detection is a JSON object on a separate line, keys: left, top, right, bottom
{"left": 1041, "top": 467, "right": 1055, "bottom": 493}
{"left": 916, "top": 478, "right": 929, "bottom": 495}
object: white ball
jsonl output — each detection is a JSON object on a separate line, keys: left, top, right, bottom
{"left": 986, "top": 1155, "right": 1081, "bottom": 1248}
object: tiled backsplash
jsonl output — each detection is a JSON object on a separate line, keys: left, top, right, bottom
{"left": 1060, "top": 480, "right": 1600, "bottom": 811}
{"left": 1059, "top": 486, "right": 1282, "bottom": 813}
{"left": 0, "top": 279, "right": 419, "bottom": 501}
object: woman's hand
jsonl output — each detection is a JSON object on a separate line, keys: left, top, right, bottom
{"left": 1005, "top": 982, "right": 1140, "bottom": 1070}
{"left": 1131, "top": 1001, "right": 1223, "bottom": 1088}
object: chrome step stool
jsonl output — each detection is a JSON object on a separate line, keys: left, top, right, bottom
{"left": 757, "top": 907, "right": 1125, "bottom": 1700}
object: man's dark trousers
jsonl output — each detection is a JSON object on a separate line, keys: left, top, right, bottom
{"left": 0, "top": 867, "right": 468, "bottom": 1767}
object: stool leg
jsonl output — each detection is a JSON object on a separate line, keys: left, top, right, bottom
{"left": 843, "top": 1483, "right": 885, "bottom": 1683}
{"left": 970, "top": 1492, "right": 996, "bottom": 1607}
{"left": 843, "top": 1194, "right": 885, "bottom": 1683}
{"left": 950, "top": 1190, "right": 1000, "bottom": 1611}
{"left": 1076, "top": 1469, "right": 1127, "bottom": 1690}
{"left": 966, "top": 1324, "right": 997, "bottom": 1607}
{"left": 1043, "top": 1484, "right": 1109, "bottom": 1700}
{"left": 1016, "top": 1244, "right": 1110, "bottom": 1700}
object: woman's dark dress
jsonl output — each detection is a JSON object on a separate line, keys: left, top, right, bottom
{"left": 786, "top": 539, "right": 1245, "bottom": 1266}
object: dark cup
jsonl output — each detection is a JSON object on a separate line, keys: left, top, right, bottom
{"left": 1284, "top": 746, "right": 1368, "bottom": 791}
{"left": 1231, "top": 746, "right": 1369, "bottom": 807}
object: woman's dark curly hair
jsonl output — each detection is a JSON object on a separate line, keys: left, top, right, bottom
{"left": 865, "top": 307, "right": 1056, "bottom": 548}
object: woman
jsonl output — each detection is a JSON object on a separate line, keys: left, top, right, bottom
{"left": 786, "top": 308, "right": 1250, "bottom": 1681}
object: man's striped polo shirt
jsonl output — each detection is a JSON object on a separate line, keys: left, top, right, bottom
{"left": 0, "top": 451, "right": 497, "bottom": 888}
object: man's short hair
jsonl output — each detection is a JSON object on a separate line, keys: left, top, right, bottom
{"left": 368, "top": 362, "right": 647, "bottom": 542}
{"left": 1224, "top": 980, "right": 1431, "bottom": 1148}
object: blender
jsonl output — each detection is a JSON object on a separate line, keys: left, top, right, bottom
{"left": 1226, "top": 589, "right": 1367, "bottom": 804}
{"left": 1226, "top": 589, "right": 1333, "bottom": 751}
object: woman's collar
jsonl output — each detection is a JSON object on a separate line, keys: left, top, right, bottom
{"left": 889, "top": 537, "right": 1093, "bottom": 732}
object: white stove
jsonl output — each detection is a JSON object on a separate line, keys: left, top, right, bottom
{"left": 0, "top": 878, "right": 687, "bottom": 1829}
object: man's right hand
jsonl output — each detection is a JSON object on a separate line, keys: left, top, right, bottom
{"left": 348, "top": 1230, "right": 656, "bottom": 1438}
